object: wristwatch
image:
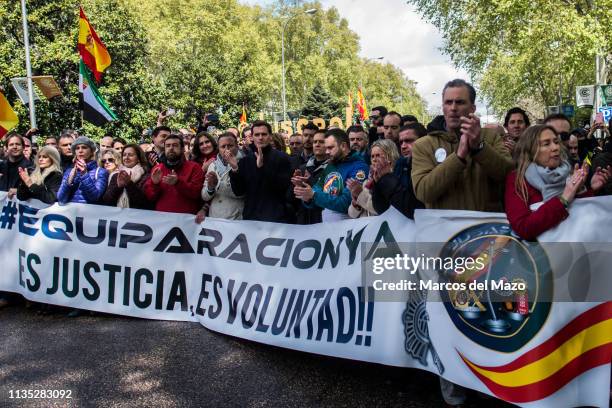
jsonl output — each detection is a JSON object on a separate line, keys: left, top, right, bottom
{"left": 470, "top": 140, "right": 484, "bottom": 155}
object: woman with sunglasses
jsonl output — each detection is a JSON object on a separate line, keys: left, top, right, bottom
{"left": 16, "top": 145, "right": 63, "bottom": 204}
{"left": 99, "top": 149, "right": 122, "bottom": 181}
{"left": 102, "top": 144, "right": 151, "bottom": 209}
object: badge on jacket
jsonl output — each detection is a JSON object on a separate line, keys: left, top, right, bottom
{"left": 435, "top": 148, "right": 447, "bottom": 163}
{"left": 355, "top": 170, "right": 366, "bottom": 182}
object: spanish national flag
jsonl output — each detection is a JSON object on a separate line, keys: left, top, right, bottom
{"left": 0, "top": 91, "right": 19, "bottom": 138}
{"left": 357, "top": 87, "right": 368, "bottom": 120}
{"left": 78, "top": 7, "right": 111, "bottom": 83}
{"left": 239, "top": 104, "right": 247, "bottom": 126}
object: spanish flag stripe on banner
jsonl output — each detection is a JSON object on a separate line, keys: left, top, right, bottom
{"left": 463, "top": 344, "right": 612, "bottom": 403}
{"left": 0, "top": 92, "right": 19, "bottom": 138}
{"left": 78, "top": 7, "right": 111, "bottom": 83}
{"left": 459, "top": 302, "right": 612, "bottom": 402}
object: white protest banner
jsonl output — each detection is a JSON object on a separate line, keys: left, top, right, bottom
{"left": 415, "top": 203, "right": 612, "bottom": 408}
{"left": 1, "top": 192, "right": 611, "bottom": 407}
{"left": 0, "top": 193, "right": 425, "bottom": 368}
{"left": 575, "top": 85, "right": 594, "bottom": 108}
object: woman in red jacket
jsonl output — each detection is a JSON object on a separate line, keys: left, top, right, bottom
{"left": 505, "top": 125, "right": 610, "bottom": 240}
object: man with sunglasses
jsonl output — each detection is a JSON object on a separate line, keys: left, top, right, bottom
{"left": 368, "top": 106, "right": 387, "bottom": 147}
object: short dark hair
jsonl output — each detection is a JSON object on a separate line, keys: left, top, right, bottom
{"left": 346, "top": 125, "right": 366, "bottom": 135}
{"left": 543, "top": 113, "right": 571, "bottom": 128}
{"left": 218, "top": 132, "right": 238, "bottom": 144}
{"left": 152, "top": 126, "right": 171, "bottom": 138}
{"left": 192, "top": 131, "right": 218, "bottom": 159}
{"left": 113, "top": 136, "right": 127, "bottom": 145}
{"left": 251, "top": 120, "right": 273, "bottom": 135}
{"left": 325, "top": 128, "right": 349, "bottom": 146}
{"left": 164, "top": 133, "right": 184, "bottom": 148}
{"left": 302, "top": 122, "right": 319, "bottom": 132}
{"left": 385, "top": 111, "right": 402, "bottom": 122}
{"left": 6, "top": 133, "right": 24, "bottom": 147}
{"left": 371, "top": 106, "right": 388, "bottom": 117}
{"left": 504, "top": 107, "right": 531, "bottom": 128}
{"left": 442, "top": 79, "right": 476, "bottom": 104}
{"left": 400, "top": 122, "right": 427, "bottom": 138}
{"left": 401, "top": 114, "right": 418, "bottom": 124}
{"left": 60, "top": 129, "right": 78, "bottom": 139}
{"left": 45, "top": 136, "right": 58, "bottom": 143}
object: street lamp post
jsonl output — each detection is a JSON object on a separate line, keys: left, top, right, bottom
{"left": 281, "top": 8, "right": 317, "bottom": 122}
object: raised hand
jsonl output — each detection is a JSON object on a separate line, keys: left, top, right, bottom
{"left": 562, "top": 163, "right": 588, "bottom": 203}
{"left": 457, "top": 132, "right": 470, "bottom": 160}
{"left": 162, "top": 169, "right": 178, "bottom": 185}
{"left": 223, "top": 149, "right": 238, "bottom": 171}
{"left": 294, "top": 184, "right": 314, "bottom": 202}
{"left": 75, "top": 159, "right": 87, "bottom": 174}
{"left": 346, "top": 178, "right": 363, "bottom": 200}
{"left": 202, "top": 157, "right": 215, "bottom": 173}
{"left": 255, "top": 146, "right": 264, "bottom": 168}
{"left": 18, "top": 167, "right": 32, "bottom": 187}
{"left": 206, "top": 171, "right": 218, "bottom": 189}
{"left": 591, "top": 165, "right": 611, "bottom": 192}
{"left": 116, "top": 170, "right": 131, "bottom": 188}
{"left": 460, "top": 113, "right": 482, "bottom": 150}
{"left": 150, "top": 166, "right": 162, "bottom": 184}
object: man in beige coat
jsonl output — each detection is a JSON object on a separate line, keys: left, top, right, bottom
{"left": 411, "top": 79, "right": 513, "bottom": 407}
{"left": 412, "top": 79, "right": 513, "bottom": 212}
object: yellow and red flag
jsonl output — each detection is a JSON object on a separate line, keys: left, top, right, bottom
{"left": 78, "top": 7, "right": 111, "bottom": 83}
{"left": 239, "top": 104, "right": 247, "bottom": 126}
{"left": 0, "top": 91, "right": 19, "bottom": 138}
{"left": 357, "top": 87, "right": 368, "bottom": 120}
{"left": 459, "top": 302, "right": 612, "bottom": 403}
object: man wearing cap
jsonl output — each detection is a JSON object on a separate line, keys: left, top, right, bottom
{"left": 57, "top": 136, "right": 108, "bottom": 204}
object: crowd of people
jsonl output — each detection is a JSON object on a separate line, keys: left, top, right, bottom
{"left": 1, "top": 78, "right": 612, "bottom": 406}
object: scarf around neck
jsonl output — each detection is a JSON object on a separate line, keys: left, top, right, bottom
{"left": 524, "top": 160, "right": 571, "bottom": 202}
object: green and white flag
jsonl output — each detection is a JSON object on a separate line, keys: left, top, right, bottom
{"left": 600, "top": 85, "right": 612, "bottom": 107}
{"left": 79, "top": 60, "right": 117, "bottom": 126}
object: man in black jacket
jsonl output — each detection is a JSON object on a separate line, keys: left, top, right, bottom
{"left": 292, "top": 129, "right": 328, "bottom": 224}
{"left": 0, "top": 133, "right": 32, "bottom": 198}
{"left": 227, "top": 120, "right": 293, "bottom": 223}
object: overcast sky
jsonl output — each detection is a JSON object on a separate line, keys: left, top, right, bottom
{"left": 243, "top": 0, "right": 493, "bottom": 120}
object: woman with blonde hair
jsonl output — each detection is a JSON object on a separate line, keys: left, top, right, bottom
{"left": 505, "top": 124, "right": 610, "bottom": 240}
{"left": 16, "top": 145, "right": 63, "bottom": 204}
{"left": 98, "top": 148, "right": 122, "bottom": 181}
{"left": 348, "top": 139, "right": 399, "bottom": 218}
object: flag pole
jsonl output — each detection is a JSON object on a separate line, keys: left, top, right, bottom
{"left": 20, "top": 0, "right": 37, "bottom": 131}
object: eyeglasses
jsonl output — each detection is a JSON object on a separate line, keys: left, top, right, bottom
{"left": 101, "top": 158, "right": 115, "bottom": 164}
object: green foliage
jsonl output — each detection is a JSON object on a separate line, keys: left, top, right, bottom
{"left": 1, "top": 0, "right": 427, "bottom": 141}
{"left": 408, "top": 0, "right": 612, "bottom": 118}
{"left": 0, "top": 0, "right": 167, "bottom": 141}
{"left": 301, "top": 84, "right": 341, "bottom": 118}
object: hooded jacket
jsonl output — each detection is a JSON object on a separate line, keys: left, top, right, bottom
{"left": 309, "top": 151, "right": 369, "bottom": 215}
{"left": 57, "top": 160, "right": 109, "bottom": 204}
{"left": 411, "top": 127, "right": 513, "bottom": 211}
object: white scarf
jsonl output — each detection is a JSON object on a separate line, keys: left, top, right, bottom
{"left": 117, "top": 164, "right": 145, "bottom": 208}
